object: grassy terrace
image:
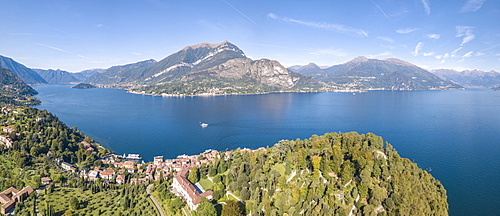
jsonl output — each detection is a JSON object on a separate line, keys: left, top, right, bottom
{"left": 38, "top": 186, "right": 158, "bottom": 216}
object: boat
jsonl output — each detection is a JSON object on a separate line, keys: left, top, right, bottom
{"left": 200, "top": 122, "right": 209, "bottom": 127}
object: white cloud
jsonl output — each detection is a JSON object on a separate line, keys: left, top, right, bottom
{"left": 451, "top": 47, "right": 463, "bottom": 57}
{"left": 475, "top": 52, "right": 485, "bottom": 56}
{"left": 443, "top": 53, "right": 450, "bottom": 59}
{"left": 31, "top": 41, "right": 69, "bottom": 53}
{"left": 421, "top": 0, "right": 431, "bottom": 15}
{"left": 268, "top": 13, "right": 368, "bottom": 37}
{"left": 395, "top": 28, "right": 419, "bottom": 34}
{"left": 77, "top": 55, "right": 89, "bottom": 59}
{"left": 461, "top": 0, "right": 486, "bottom": 13}
{"left": 366, "top": 51, "right": 392, "bottom": 58}
{"left": 412, "top": 42, "right": 424, "bottom": 56}
{"left": 440, "top": 60, "right": 446, "bottom": 64}
{"left": 462, "top": 51, "right": 474, "bottom": 58}
{"left": 222, "top": 0, "right": 259, "bottom": 26}
{"left": 435, "top": 55, "right": 443, "bottom": 59}
{"left": 376, "top": 36, "right": 394, "bottom": 43}
{"left": 95, "top": 24, "right": 104, "bottom": 28}
{"left": 369, "top": 0, "right": 390, "bottom": 20}
{"left": 456, "top": 26, "right": 475, "bottom": 46}
{"left": 423, "top": 52, "right": 435, "bottom": 56}
{"left": 425, "top": 34, "right": 441, "bottom": 40}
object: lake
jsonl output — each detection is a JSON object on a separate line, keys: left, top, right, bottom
{"left": 33, "top": 85, "right": 499, "bottom": 216}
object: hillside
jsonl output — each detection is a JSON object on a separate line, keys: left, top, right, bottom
{"left": 33, "top": 69, "right": 81, "bottom": 84}
{"left": 87, "top": 41, "right": 325, "bottom": 95}
{"left": 0, "top": 67, "right": 40, "bottom": 105}
{"left": 71, "top": 69, "right": 103, "bottom": 81}
{"left": 0, "top": 55, "right": 47, "bottom": 84}
{"left": 159, "top": 132, "right": 448, "bottom": 215}
{"left": 292, "top": 57, "right": 462, "bottom": 91}
{"left": 432, "top": 69, "right": 500, "bottom": 88}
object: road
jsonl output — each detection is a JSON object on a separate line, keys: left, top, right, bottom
{"left": 146, "top": 184, "right": 165, "bottom": 216}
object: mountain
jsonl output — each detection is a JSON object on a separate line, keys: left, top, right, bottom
{"left": 0, "top": 55, "right": 47, "bottom": 84}
{"left": 431, "top": 69, "right": 500, "bottom": 88}
{"left": 294, "top": 57, "right": 462, "bottom": 91}
{"left": 71, "top": 69, "right": 103, "bottom": 81}
{"left": 33, "top": 69, "right": 81, "bottom": 84}
{"left": 0, "top": 67, "right": 40, "bottom": 105}
{"left": 85, "top": 59, "right": 157, "bottom": 85}
{"left": 287, "top": 63, "right": 327, "bottom": 78}
{"left": 88, "top": 41, "right": 324, "bottom": 95}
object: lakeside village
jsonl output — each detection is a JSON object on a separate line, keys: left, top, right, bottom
{"left": 0, "top": 124, "right": 266, "bottom": 213}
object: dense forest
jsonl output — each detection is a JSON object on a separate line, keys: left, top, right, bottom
{"left": 154, "top": 132, "right": 448, "bottom": 215}
{"left": 0, "top": 67, "right": 40, "bottom": 106}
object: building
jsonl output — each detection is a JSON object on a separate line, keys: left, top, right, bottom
{"left": 171, "top": 168, "right": 213, "bottom": 210}
{"left": 0, "top": 135, "right": 13, "bottom": 148}
{"left": 60, "top": 162, "right": 75, "bottom": 172}
{"left": 0, "top": 186, "right": 33, "bottom": 214}
{"left": 2, "top": 127, "right": 15, "bottom": 133}
{"left": 41, "top": 177, "right": 52, "bottom": 185}
{"left": 88, "top": 170, "right": 99, "bottom": 181}
{"left": 153, "top": 156, "right": 164, "bottom": 165}
{"left": 99, "top": 170, "right": 115, "bottom": 180}
{"left": 116, "top": 175, "right": 126, "bottom": 184}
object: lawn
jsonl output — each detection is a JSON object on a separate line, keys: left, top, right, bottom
{"left": 198, "top": 178, "right": 214, "bottom": 190}
{"left": 271, "top": 163, "right": 286, "bottom": 176}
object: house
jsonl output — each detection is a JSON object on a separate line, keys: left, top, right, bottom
{"left": 41, "top": 177, "right": 52, "bottom": 185}
{"left": 116, "top": 175, "right": 126, "bottom": 184}
{"left": 60, "top": 162, "right": 73, "bottom": 171}
{"left": 0, "top": 135, "right": 13, "bottom": 148}
{"left": 99, "top": 170, "right": 115, "bottom": 180}
{"left": 171, "top": 168, "right": 213, "bottom": 210}
{"left": 88, "top": 170, "right": 99, "bottom": 181}
{"left": 0, "top": 186, "right": 33, "bottom": 214}
{"left": 153, "top": 156, "right": 164, "bottom": 165}
{"left": 2, "top": 127, "right": 15, "bottom": 133}
{"left": 123, "top": 161, "right": 136, "bottom": 169}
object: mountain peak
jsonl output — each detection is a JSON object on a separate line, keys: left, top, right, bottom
{"left": 181, "top": 41, "right": 232, "bottom": 51}
{"left": 383, "top": 58, "right": 415, "bottom": 67}
{"left": 348, "top": 56, "right": 369, "bottom": 64}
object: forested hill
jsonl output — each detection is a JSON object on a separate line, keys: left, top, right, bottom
{"left": 201, "top": 132, "right": 448, "bottom": 215}
{"left": 0, "top": 67, "right": 40, "bottom": 105}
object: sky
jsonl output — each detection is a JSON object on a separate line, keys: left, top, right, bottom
{"left": 0, "top": 0, "right": 499, "bottom": 72}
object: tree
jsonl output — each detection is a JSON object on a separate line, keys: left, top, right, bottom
{"left": 69, "top": 196, "right": 79, "bottom": 210}
{"left": 222, "top": 200, "right": 243, "bottom": 216}
{"left": 197, "top": 201, "right": 217, "bottom": 216}
{"left": 188, "top": 167, "right": 199, "bottom": 183}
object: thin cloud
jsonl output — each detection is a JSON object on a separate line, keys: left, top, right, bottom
{"left": 369, "top": 0, "right": 390, "bottom": 20}
{"left": 77, "top": 55, "right": 89, "bottom": 59}
{"left": 376, "top": 36, "right": 395, "bottom": 43}
{"left": 423, "top": 52, "right": 435, "bottom": 56}
{"left": 460, "top": 51, "right": 474, "bottom": 62}
{"left": 95, "top": 24, "right": 104, "bottom": 28}
{"left": 461, "top": 0, "right": 486, "bottom": 13}
{"left": 435, "top": 55, "right": 443, "bottom": 59}
{"left": 395, "top": 28, "right": 419, "bottom": 34}
{"left": 475, "top": 52, "right": 485, "bottom": 56}
{"left": 268, "top": 13, "right": 368, "bottom": 37}
{"left": 456, "top": 26, "right": 475, "bottom": 46}
{"left": 310, "top": 48, "right": 349, "bottom": 57}
{"left": 31, "top": 41, "right": 69, "bottom": 53}
{"left": 221, "top": 0, "right": 259, "bottom": 27}
{"left": 425, "top": 34, "right": 441, "bottom": 40}
{"left": 366, "top": 51, "right": 392, "bottom": 58}
{"left": 421, "top": 0, "right": 431, "bottom": 15}
{"left": 412, "top": 42, "right": 424, "bottom": 56}
{"left": 451, "top": 47, "right": 463, "bottom": 57}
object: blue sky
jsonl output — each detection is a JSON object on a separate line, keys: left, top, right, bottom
{"left": 1, "top": 0, "right": 498, "bottom": 72}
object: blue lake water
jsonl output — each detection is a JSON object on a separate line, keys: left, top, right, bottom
{"left": 33, "top": 85, "right": 499, "bottom": 215}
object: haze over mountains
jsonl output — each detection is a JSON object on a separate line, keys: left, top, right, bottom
{"left": 5, "top": 41, "right": 500, "bottom": 94}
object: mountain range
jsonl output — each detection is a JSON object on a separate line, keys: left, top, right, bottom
{"left": 288, "top": 57, "right": 463, "bottom": 91}
{"left": 431, "top": 69, "right": 500, "bottom": 88}
{"left": 86, "top": 41, "right": 325, "bottom": 95}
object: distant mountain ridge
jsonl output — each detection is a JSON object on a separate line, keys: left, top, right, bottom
{"left": 290, "top": 57, "right": 462, "bottom": 91}
{"left": 33, "top": 69, "right": 81, "bottom": 84}
{"left": 431, "top": 69, "right": 500, "bottom": 88}
{"left": 0, "top": 55, "right": 47, "bottom": 84}
{"left": 88, "top": 41, "right": 324, "bottom": 95}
